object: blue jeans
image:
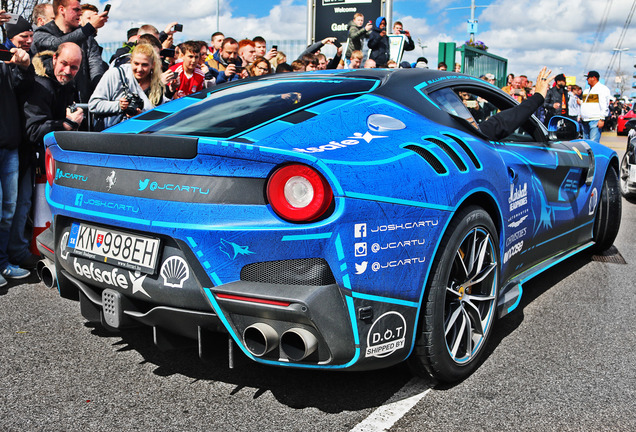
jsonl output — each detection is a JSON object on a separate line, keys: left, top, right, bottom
{"left": 581, "top": 120, "right": 601, "bottom": 143}
{"left": 0, "top": 148, "right": 19, "bottom": 269}
{"left": 8, "top": 163, "right": 34, "bottom": 263}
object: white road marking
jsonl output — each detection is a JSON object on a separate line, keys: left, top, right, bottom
{"left": 349, "top": 377, "right": 432, "bottom": 432}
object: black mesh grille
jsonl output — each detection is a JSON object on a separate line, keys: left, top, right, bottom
{"left": 405, "top": 145, "right": 448, "bottom": 174}
{"left": 442, "top": 133, "right": 482, "bottom": 169}
{"left": 424, "top": 137, "right": 467, "bottom": 172}
{"left": 241, "top": 258, "right": 336, "bottom": 286}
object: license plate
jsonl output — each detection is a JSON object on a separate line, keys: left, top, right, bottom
{"left": 67, "top": 223, "right": 160, "bottom": 274}
{"left": 630, "top": 165, "right": 636, "bottom": 183}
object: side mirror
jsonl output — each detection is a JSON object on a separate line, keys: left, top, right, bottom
{"left": 548, "top": 115, "right": 580, "bottom": 141}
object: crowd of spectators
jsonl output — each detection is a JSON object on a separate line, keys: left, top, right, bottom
{"left": 0, "top": 2, "right": 631, "bottom": 285}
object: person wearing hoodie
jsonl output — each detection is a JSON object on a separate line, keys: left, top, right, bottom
{"left": 367, "top": 16, "right": 390, "bottom": 67}
{"left": 345, "top": 13, "right": 372, "bottom": 59}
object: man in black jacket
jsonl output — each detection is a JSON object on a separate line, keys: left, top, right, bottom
{"left": 0, "top": 10, "right": 35, "bottom": 285}
{"left": 543, "top": 73, "right": 569, "bottom": 126}
{"left": 24, "top": 42, "right": 84, "bottom": 155}
{"left": 33, "top": 0, "right": 108, "bottom": 103}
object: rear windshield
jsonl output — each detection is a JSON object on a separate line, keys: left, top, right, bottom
{"left": 142, "top": 78, "right": 378, "bottom": 138}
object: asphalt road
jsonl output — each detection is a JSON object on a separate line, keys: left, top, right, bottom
{"left": 1, "top": 133, "right": 634, "bottom": 432}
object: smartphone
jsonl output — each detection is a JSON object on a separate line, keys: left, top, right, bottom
{"left": 466, "top": 100, "right": 478, "bottom": 109}
{"left": 7, "top": 13, "right": 19, "bottom": 25}
{"left": 272, "top": 45, "right": 278, "bottom": 51}
{"left": 0, "top": 47, "right": 13, "bottom": 62}
{"left": 173, "top": 23, "right": 183, "bottom": 32}
{"left": 103, "top": 4, "right": 111, "bottom": 13}
{"left": 334, "top": 40, "right": 342, "bottom": 48}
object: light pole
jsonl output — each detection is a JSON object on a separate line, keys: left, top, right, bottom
{"left": 613, "top": 48, "right": 629, "bottom": 97}
{"left": 614, "top": 47, "right": 629, "bottom": 72}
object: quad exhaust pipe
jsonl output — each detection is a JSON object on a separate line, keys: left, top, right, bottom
{"left": 243, "top": 323, "right": 279, "bottom": 357}
{"left": 280, "top": 328, "right": 318, "bottom": 361}
{"left": 242, "top": 323, "right": 319, "bottom": 361}
{"left": 36, "top": 258, "right": 56, "bottom": 289}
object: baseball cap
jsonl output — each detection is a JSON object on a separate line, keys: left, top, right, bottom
{"left": 585, "top": 71, "right": 600, "bottom": 79}
{"left": 554, "top": 73, "right": 566, "bottom": 82}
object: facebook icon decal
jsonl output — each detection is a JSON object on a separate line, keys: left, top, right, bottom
{"left": 354, "top": 223, "right": 367, "bottom": 238}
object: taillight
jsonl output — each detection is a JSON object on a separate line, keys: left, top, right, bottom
{"left": 267, "top": 164, "right": 333, "bottom": 222}
{"left": 45, "top": 148, "right": 55, "bottom": 186}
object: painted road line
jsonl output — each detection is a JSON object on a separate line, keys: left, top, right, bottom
{"left": 350, "top": 378, "right": 432, "bottom": 432}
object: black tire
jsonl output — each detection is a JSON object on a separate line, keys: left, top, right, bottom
{"left": 619, "top": 153, "right": 636, "bottom": 199}
{"left": 592, "top": 166, "right": 621, "bottom": 252}
{"left": 409, "top": 206, "right": 499, "bottom": 383}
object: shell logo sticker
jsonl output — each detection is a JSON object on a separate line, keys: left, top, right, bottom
{"left": 160, "top": 256, "right": 190, "bottom": 288}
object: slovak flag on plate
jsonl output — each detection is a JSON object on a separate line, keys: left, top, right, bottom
{"left": 96, "top": 234, "right": 104, "bottom": 248}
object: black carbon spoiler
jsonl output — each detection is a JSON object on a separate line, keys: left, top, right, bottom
{"left": 52, "top": 132, "right": 198, "bottom": 159}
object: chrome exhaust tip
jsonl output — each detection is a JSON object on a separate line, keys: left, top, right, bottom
{"left": 243, "top": 323, "right": 279, "bottom": 357}
{"left": 280, "top": 328, "right": 318, "bottom": 361}
{"left": 36, "top": 258, "right": 56, "bottom": 289}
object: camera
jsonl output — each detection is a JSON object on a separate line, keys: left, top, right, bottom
{"left": 68, "top": 102, "right": 88, "bottom": 113}
{"left": 123, "top": 91, "right": 144, "bottom": 116}
{"left": 172, "top": 23, "right": 183, "bottom": 32}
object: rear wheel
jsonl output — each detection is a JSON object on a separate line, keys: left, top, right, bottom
{"left": 409, "top": 206, "right": 499, "bottom": 383}
{"left": 592, "top": 166, "right": 621, "bottom": 252}
{"left": 619, "top": 153, "right": 636, "bottom": 199}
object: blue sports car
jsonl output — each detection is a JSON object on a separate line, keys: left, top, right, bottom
{"left": 38, "top": 69, "right": 621, "bottom": 382}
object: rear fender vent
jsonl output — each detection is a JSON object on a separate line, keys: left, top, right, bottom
{"left": 442, "top": 133, "right": 482, "bottom": 169}
{"left": 404, "top": 145, "right": 448, "bottom": 174}
{"left": 241, "top": 258, "right": 336, "bottom": 286}
{"left": 423, "top": 137, "right": 467, "bottom": 172}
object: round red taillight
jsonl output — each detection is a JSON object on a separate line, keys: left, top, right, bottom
{"left": 45, "top": 148, "right": 55, "bottom": 186}
{"left": 267, "top": 164, "right": 333, "bottom": 222}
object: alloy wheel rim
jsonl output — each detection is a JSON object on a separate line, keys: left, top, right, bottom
{"left": 444, "top": 227, "right": 497, "bottom": 364}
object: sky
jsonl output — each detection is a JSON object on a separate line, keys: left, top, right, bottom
{"left": 91, "top": 0, "right": 635, "bottom": 90}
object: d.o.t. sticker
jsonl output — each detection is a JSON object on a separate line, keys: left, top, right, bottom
{"left": 365, "top": 311, "right": 407, "bottom": 358}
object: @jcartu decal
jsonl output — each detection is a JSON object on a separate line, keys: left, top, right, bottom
{"left": 365, "top": 311, "right": 407, "bottom": 358}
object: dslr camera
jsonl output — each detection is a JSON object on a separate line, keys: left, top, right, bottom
{"left": 123, "top": 91, "right": 144, "bottom": 116}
